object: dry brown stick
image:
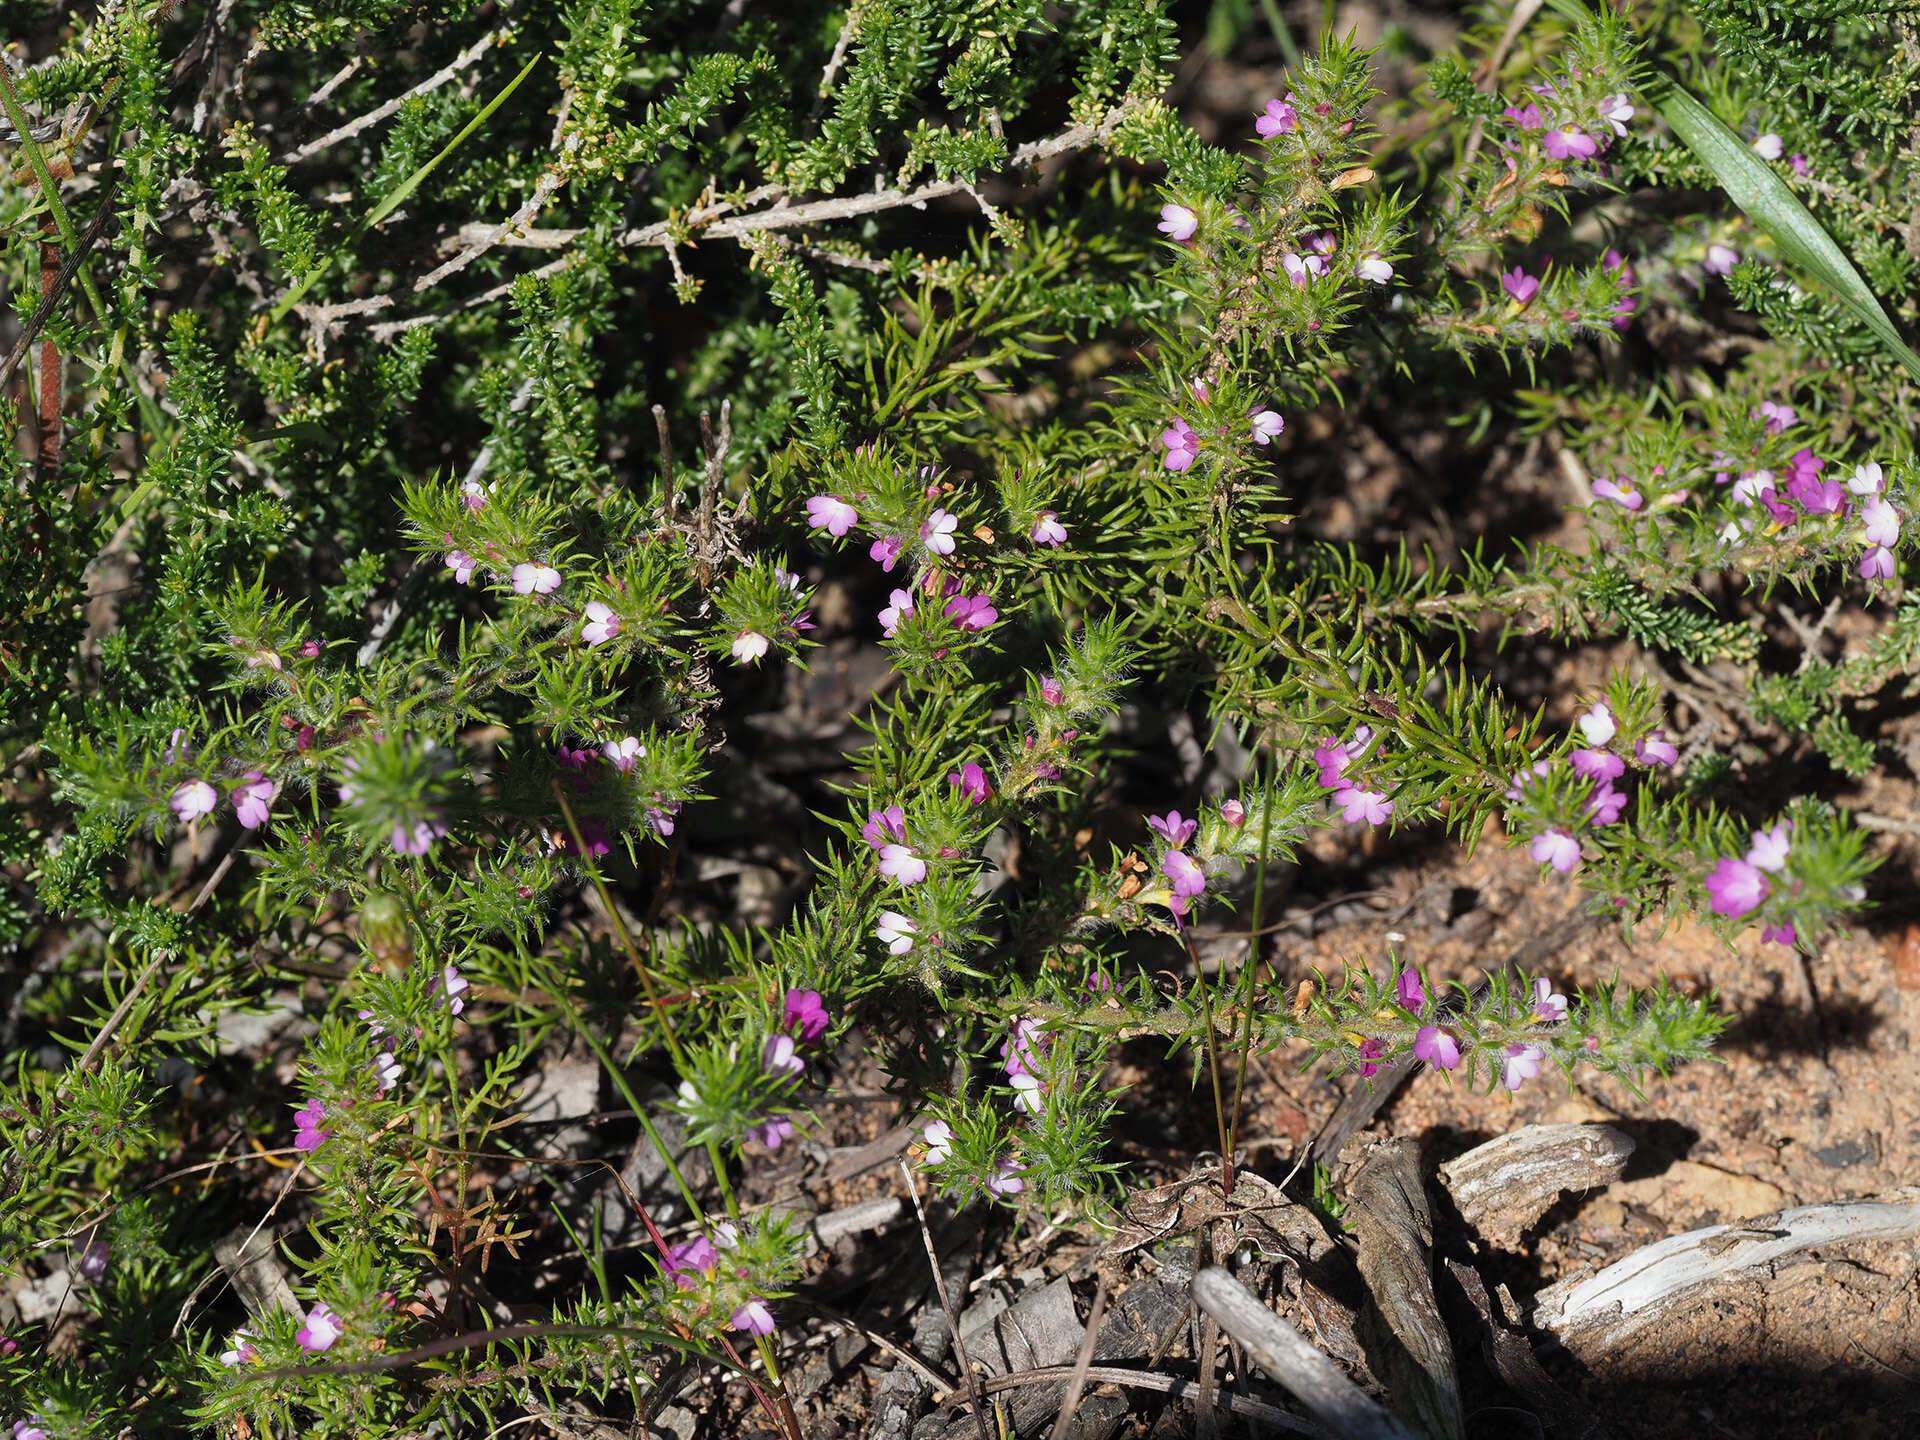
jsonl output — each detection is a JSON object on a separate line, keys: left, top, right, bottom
{"left": 695, "top": 399, "right": 730, "bottom": 591}
{"left": 900, "top": 1159, "right": 992, "bottom": 1440}
{"left": 1192, "top": 1267, "right": 1419, "bottom": 1440}
{"left": 966, "top": 1363, "right": 1325, "bottom": 1433}
{"left": 1046, "top": 1280, "right": 1108, "bottom": 1440}
{"left": 797, "top": 1297, "right": 958, "bottom": 1393}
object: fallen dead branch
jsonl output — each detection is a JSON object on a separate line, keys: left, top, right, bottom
{"left": 1438, "top": 1123, "right": 1636, "bottom": 1250}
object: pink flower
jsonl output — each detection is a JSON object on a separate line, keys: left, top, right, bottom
{"left": 293, "top": 1098, "right": 331, "bottom": 1153}
{"left": 76, "top": 1238, "right": 110, "bottom": 1282}
{"left": 879, "top": 844, "right": 927, "bottom": 884}
{"left": 1502, "top": 1043, "right": 1546, "bottom": 1091}
{"left": 372, "top": 1051, "right": 403, "bottom": 1092}
{"left": 876, "top": 910, "right": 918, "bottom": 955}
{"left": 1502, "top": 101, "right": 1545, "bottom": 131}
{"left": 1148, "top": 811, "right": 1196, "bottom": 847}
{"left": 444, "top": 550, "right": 477, "bottom": 584}
{"left": 943, "top": 592, "right": 998, "bottom": 631}
{"left": 1161, "top": 849, "right": 1207, "bottom": 898}
{"left": 1530, "top": 978, "right": 1568, "bottom": 1022}
{"left": 1219, "top": 799, "right": 1246, "bottom": 827}
{"left": 1863, "top": 497, "right": 1901, "bottom": 547}
{"left": 1031, "top": 511, "right": 1067, "bottom": 545}
{"left": 296, "top": 1302, "right": 344, "bottom": 1353}
{"left": 1704, "top": 856, "right": 1769, "bottom": 918}
{"left": 219, "top": 1328, "right": 257, "bottom": 1367}
{"left": 170, "top": 779, "right": 218, "bottom": 823}
{"left": 731, "top": 1299, "right": 777, "bottom": 1336}
{"left": 511, "top": 563, "right": 561, "bottom": 595}
{"left": 439, "top": 963, "right": 469, "bottom": 1016}
{"left": 870, "top": 534, "right": 905, "bottom": 570}
{"left": 1530, "top": 827, "right": 1581, "bottom": 873}
{"left": 987, "top": 1158, "right": 1026, "bottom": 1196}
{"left": 1161, "top": 417, "right": 1200, "bottom": 472}
{"left": 461, "top": 478, "right": 490, "bottom": 511}
{"left": 604, "top": 735, "right": 643, "bottom": 771}
{"left": 763, "top": 1034, "right": 805, "bottom": 1079}
{"left": 1762, "top": 921, "right": 1798, "bottom": 946}
{"left": 806, "top": 494, "right": 859, "bottom": 536}
{"left": 1751, "top": 132, "right": 1783, "bottom": 161}
{"left": 1255, "top": 96, "right": 1297, "bottom": 137}
{"left": 298, "top": 640, "right": 322, "bottom": 659}
{"left": 731, "top": 630, "right": 771, "bottom": 665}
{"left": 948, "top": 762, "right": 991, "bottom": 804}
{"left": 1249, "top": 407, "right": 1285, "bottom": 445}
{"left": 1603, "top": 248, "right": 1638, "bottom": 329}
{"left": 1788, "top": 154, "right": 1810, "bottom": 177}
{"left": 1756, "top": 400, "right": 1797, "bottom": 435}
{"left": 1010, "top": 1071, "right": 1045, "bottom": 1115}
{"left": 1572, "top": 748, "right": 1625, "bottom": 783}
{"left": 1635, "top": 730, "right": 1678, "bottom": 767}
{"left": 1586, "top": 784, "right": 1626, "bottom": 826}
{"left": 1501, "top": 267, "right": 1540, "bottom": 306}
{"left": 1313, "top": 740, "right": 1351, "bottom": 787}
{"left": 1334, "top": 787, "right": 1391, "bottom": 826}
{"left": 748, "top": 1115, "right": 796, "bottom": 1150}
{"left": 921, "top": 509, "right": 959, "bottom": 556}
{"left": 1703, "top": 243, "right": 1738, "bottom": 276}
{"left": 1746, "top": 822, "right": 1791, "bottom": 873}
{"left": 1157, "top": 203, "right": 1198, "bottom": 242}
{"left": 1413, "top": 1025, "right": 1461, "bottom": 1072}
{"left": 1848, "top": 462, "right": 1885, "bottom": 496}
{"left": 645, "top": 802, "right": 679, "bottom": 836}
{"left": 783, "top": 989, "right": 829, "bottom": 1044}
{"left": 664, "top": 1236, "right": 719, "bottom": 1289}
{"left": 863, "top": 806, "right": 907, "bottom": 848}
{"left": 234, "top": 771, "right": 278, "bottom": 829}
{"left": 1543, "top": 124, "right": 1598, "bottom": 160}
{"left": 1039, "top": 675, "right": 1065, "bottom": 706}
{"left": 879, "top": 588, "right": 914, "bottom": 636}
{"left": 1280, "top": 251, "right": 1328, "bottom": 285}
{"left": 1356, "top": 1038, "right": 1388, "bottom": 1077}
{"left": 1861, "top": 545, "right": 1897, "bottom": 580}
{"left": 581, "top": 601, "right": 622, "bottom": 646}
{"left": 1395, "top": 968, "right": 1425, "bottom": 1012}
{"left": 920, "top": 1118, "right": 953, "bottom": 1164}
{"left": 1591, "top": 475, "right": 1642, "bottom": 511}
{"left": 1598, "top": 93, "right": 1633, "bottom": 136}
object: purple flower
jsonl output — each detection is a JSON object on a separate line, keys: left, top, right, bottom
{"left": 1157, "top": 203, "right": 1198, "bottom": 242}
{"left": 1603, "top": 248, "right": 1638, "bottom": 329}
{"left": 444, "top": 550, "right": 477, "bottom": 584}
{"left": 297, "top": 1302, "right": 344, "bottom": 1353}
{"left": 806, "top": 494, "right": 859, "bottom": 536}
{"left": 1788, "top": 154, "right": 1811, "bottom": 177}
{"left": 1849, "top": 462, "right": 1885, "bottom": 496}
{"left": 1219, "top": 799, "right": 1246, "bottom": 827}
{"left": 1357, "top": 1038, "right": 1388, "bottom": 1077}
{"left": 1530, "top": 978, "right": 1568, "bottom": 1022}
{"left": 1530, "top": 827, "right": 1581, "bottom": 874}
{"left": 1333, "top": 787, "right": 1391, "bottom": 826}
{"left": 920, "top": 1119, "right": 953, "bottom": 1164}
{"left": 870, "top": 534, "right": 904, "bottom": 570}
{"left": 1703, "top": 243, "right": 1739, "bottom": 276}
{"left": 1161, "top": 849, "right": 1207, "bottom": 898}
{"left": 1413, "top": 1025, "right": 1461, "bottom": 1072}
{"left": 556, "top": 817, "right": 610, "bottom": 858}
{"left": 783, "top": 989, "right": 829, "bottom": 1044}
{"left": 921, "top": 509, "right": 959, "bottom": 556}
{"left": 234, "top": 771, "right": 279, "bottom": 829}
{"left": 1313, "top": 740, "right": 1351, "bottom": 787}
{"left": 294, "top": 1098, "right": 332, "bottom": 1153}
{"left": 747, "top": 1115, "right": 796, "bottom": 1150}
{"left": 1501, "top": 267, "right": 1541, "bottom": 306}
{"left": 763, "top": 1034, "right": 804, "bottom": 1079}
{"left": 1704, "top": 856, "right": 1769, "bottom": 918}
{"left": 1635, "top": 730, "right": 1678, "bottom": 767}
{"left": 1591, "top": 475, "right": 1642, "bottom": 511}
{"left": 1762, "top": 922, "right": 1798, "bottom": 947}
{"left": 1786, "top": 470, "right": 1844, "bottom": 516}
{"left": 879, "top": 588, "right": 914, "bottom": 636}
{"left": 1250, "top": 408, "right": 1284, "bottom": 445}
{"left": 461, "top": 478, "right": 490, "bottom": 511}
{"left": 1571, "top": 748, "right": 1626, "bottom": 783}
{"left": 1502, "top": 1043, "right": 1546, "bottom": 1091}
{"left": 1395, "top": 968, "right": 1425, "bottom": 1012}
{"left": 604, "top": 735, "right": 643, "bottom": 771}
{"left": 511, "top": 563, "right": 561, "bottom": 595}
{"left": 1161, "top": 418, "right": 1200, "bottom": 472}
{"left": 1863, "top": 497, "right": 1902, "bottom": 547}
{"left": 731, "top": 1299, "right": 777, "bottom": 1336}
{"left": 581, "top": 601, "right": 622, "bottom": 646}
{"left": 219, "top": 1328, "right": 257, "bottom": 1367}
{"left": 170, "top": 779, "right": 218, "bottom": 823}
{"left": 1751, "top": 132, "right": 1783, "bottom": 161}
{"left": 439, "top": 963, "right": 469, "bottom": 1016}
{"left": 372, "top": 1051, "right": 402, "bottom": 1092}
{"left": 1586, "top": 784, "right": 1627, "bottom": 826}
{"left": 876, "top": 910, "right": 917, "bottom": 955}
{"left": 948, "top": 762, "right": 991, "bottom": 805}
{"left": 1039, "top": 675, "right": 1065, "bottom": 706}
{"left": 1502, "top": 101, "right": 1545, "bottom": 131}
{"left": 1598, "top": 93, "right": 1633, "bottom": 136}
{"left": 645, "top": 802, "right": 679, "bottom": 836}
{"left": 1148, "top": 810, "right": 1196, "bottom": 847}
{"left": 1756, "top": 400, "right": 1797, "bottom": 435}
{"left": 1746, "top": 822, "right": 1791, "bottom": 873}
{"left": 1255, "top": 96, "right": 1297, "bottom": 137}
{"left": 879, "top": 844, "right": 927, "bottom": 884}
{"left": 1003, "top": 1018, "right": 1047, "bottom": 1077}
{"left": 77, "top": 1239, "right": 110, "bottom": 1283}
{"left": 987, "top": 1158, "right": 1026, "bottom": 1196}
{"left": 1543, "top": 124, "right": 1598, "bottom": 160}
{"left": 1031, "top": 511, "right": 1067, "bottom": 546}
{"left": 943, "top": 592, "right": 998, "bottom": 631}
{"left": 664, "top": 1236, "right": 719, "bottom": 1289}
{"left": 863, "top": 806, "right": 907, "bottom": 848}
{"left": 1861, "top": 545, "right": 1897, "bottom": 580}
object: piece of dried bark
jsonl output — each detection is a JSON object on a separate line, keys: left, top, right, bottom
{"left": 1532, "top": 1194, "right": 1920, "bottom": 1353}
{"left": 1444, "top": 1258, "right": 1622, "bottom": 1440}
{"left": 1348, "top": 1138, "right": 1465, "bottom": 1440}
{"left": 1438, "top": 1123, "right": 1636, "bottom": 1250}
{"left": 1192, "top": 1267, "right": 1419, "bottom": 1440}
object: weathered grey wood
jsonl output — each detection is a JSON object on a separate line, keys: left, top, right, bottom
{"left": 1192, "top": 1266, "right": 1420, "bottom": 1440}
{"left": 1533, "top": 1196, "right": 1920, "bottom": 1351}
{"left": 1438, "top": 1124, "right": 1636, "bottom": 1250}
{"left": 1446, "top": 1259, "right": 1622, "bottom": 1440}
{"left": 1349, "top": 1139, "right": 1464, "bottom": 1440}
